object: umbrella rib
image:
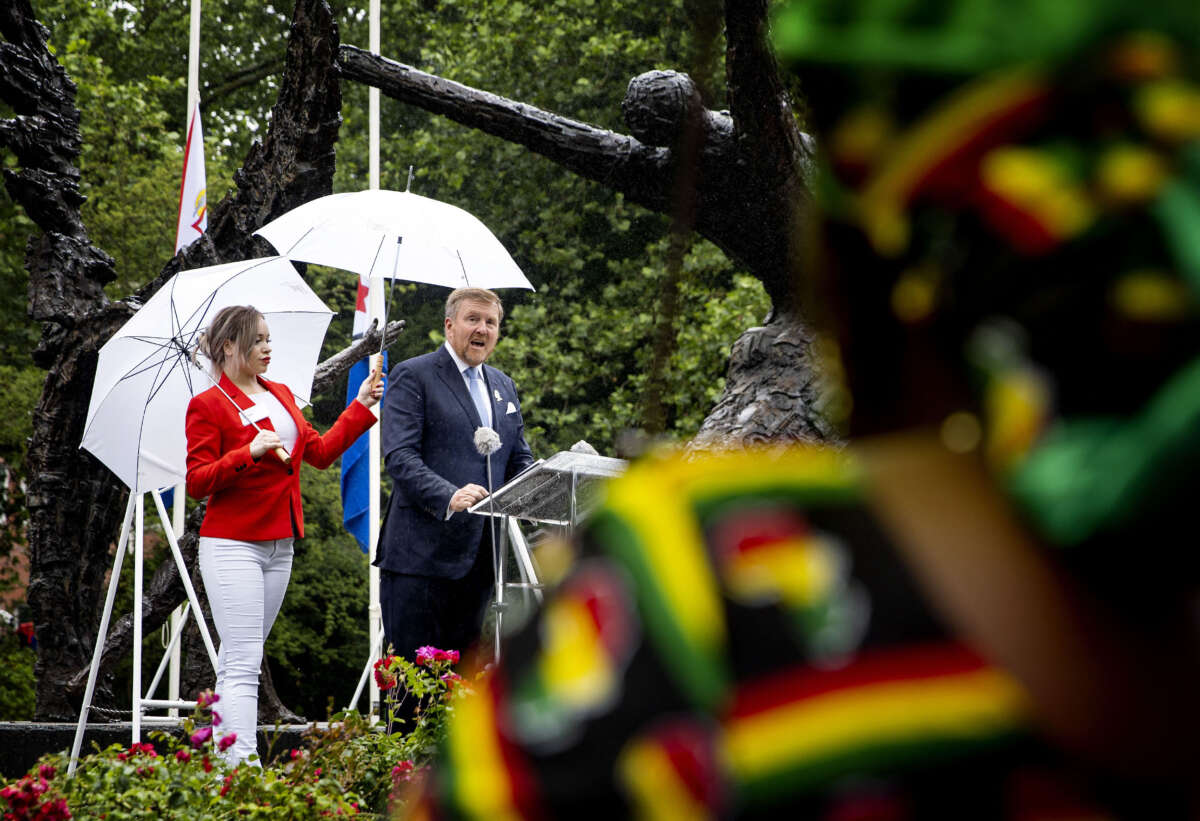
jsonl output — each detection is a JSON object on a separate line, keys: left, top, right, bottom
{"left": 457, "top": 250, "right": 470, "bottom": 287}
{"left": 288, "top": 225, "right": 317, "bottom": 254}
{"left": 134, "top": 329, "right": 190, "bottom": 491}
{"left": 367, "top": 234, "right": 387, "bottom": 279}
{"left": 168, "top": 256, "right": 280, "bottom": 338}
{"left": 107, "top": 336, "right": 189, "bottom": 384}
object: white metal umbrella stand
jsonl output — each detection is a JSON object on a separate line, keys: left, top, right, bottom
{"left": 68, "top": 488, "right": 220, "bottom": 776}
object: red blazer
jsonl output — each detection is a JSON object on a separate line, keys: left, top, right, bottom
{"left": 185, "top": 373, "right": 377, "bottom": 540}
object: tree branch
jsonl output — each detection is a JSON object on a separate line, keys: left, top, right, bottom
{"left": 312, "top": 318, "right": 405, "bottom": 393}
{"left": 201, "top": 57, "right": 286, "bottom": 108}
{"left": 338, "top": 46, "right": 674, "bottom": 213}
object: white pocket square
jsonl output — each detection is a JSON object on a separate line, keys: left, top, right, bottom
{"left": 506, "top": 401, "right": 517, "bottom": 414}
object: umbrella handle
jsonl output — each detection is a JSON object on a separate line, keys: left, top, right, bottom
{"left": 369, "top": 353, "right": 384, "bottom": 390}
{"left": 274, "top": 447, "right": 292, "bottom": 465}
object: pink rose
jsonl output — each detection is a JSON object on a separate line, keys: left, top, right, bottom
{"left": 217, "top": 733, "right": 238, "bottom": 752}
{"left": 190, "top": 726, "right": 213, "bottom": 747}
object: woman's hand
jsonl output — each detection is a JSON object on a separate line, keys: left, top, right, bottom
{"left": 357, "top": 366, "right": 384, "bottom": 408}
{"left": 249, "top": 429, "right": 283, "bottom": 460}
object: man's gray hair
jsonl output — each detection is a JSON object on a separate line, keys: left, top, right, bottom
{"left": 445, "top": 287, "right": 504, "bottom": 321}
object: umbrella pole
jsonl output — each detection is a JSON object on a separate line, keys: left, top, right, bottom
{"left": 378, "top": 236, "right": 402, "bottom": 359}
{"left": 191, "top": 362, "right": 292, "bottom": 464}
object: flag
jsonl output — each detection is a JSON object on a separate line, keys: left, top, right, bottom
{"left": 174, "top": 103, "right": 208, "bottom": 253}
{"left": 341, "top": 274, "right": 384, "bottom": 553}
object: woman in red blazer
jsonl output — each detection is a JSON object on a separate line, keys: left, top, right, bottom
{"left": 185, "top": 305, "right": 381, "bottom": 765}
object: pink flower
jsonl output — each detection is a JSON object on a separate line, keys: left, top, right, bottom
{"left": 190, "top": 726, "right": 213, "bottom": 747}
{"left": 211, "top": 710, "right": 222, "bottom": 727}
{"left": 290, "top": 748, "right": 302, "bottom": 760}
{"left": 175, "top": 749, "right": 191, "bottom": 763}
{"left": 202, "top": 755, "right": 213, "bottom": 773}
{"left": 196, "top": 689, "right": 220, "bottom": 709}
{"left": 217, "top": 733, "right": 238, "bottom": 752}
{"left": 415, "top": 646, "right": 459, "bottom": 665}
{"left": 38, "top": 764, "right": 56, "bottom": 781}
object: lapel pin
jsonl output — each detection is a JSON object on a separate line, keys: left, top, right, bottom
{"left": 494, "top": 389, "right": 502, "bottom": 402}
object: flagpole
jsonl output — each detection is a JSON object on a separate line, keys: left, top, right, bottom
{"left": 367, "top": 0, "right": 383, "bottom": 722}
{"left": 169, "top": 0, "right": 203, "bottom": 718}
{"left": 187, "top": 0, "right": 201, "bottom": 118}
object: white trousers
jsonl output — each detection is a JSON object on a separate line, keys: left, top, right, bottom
{"left": 198, "top": 536, "right": 294, "bottom": 766}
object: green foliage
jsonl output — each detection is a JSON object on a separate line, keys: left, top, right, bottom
{"left": 3, "top": 665, "right": 472, "bottom": 818}
{"left": 10, "top": 696, "right": 366, "bottom": 819}
{"left": 372, "top": 649, "right": 463, "bottom": 753}
{"left": 328, "top": 0, "right": 753, "bottom": 457}
{"left": 0, "top": 633, "right": 36, "bottom": 721}
{"left": 0, "top": 367, "right": 42, "bottom": 473}
{"left": 0, "top": 193, "right": 37, "bottom": 363}
{"left": 0, "top": 366, "right": 42, "bottom": 568}
{"left": 498, "top": 241, "right": 769, "bottom": 454}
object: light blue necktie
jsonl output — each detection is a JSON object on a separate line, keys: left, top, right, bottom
{"left": 467, "top": 367, "right": 490, "bottom": 427}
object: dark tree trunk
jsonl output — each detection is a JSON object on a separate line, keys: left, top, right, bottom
{"left": 0, "top": 0, "right": 354, "bottom": 720}
{"left": 337, "top": 0, "right": 830, "bottom": 448}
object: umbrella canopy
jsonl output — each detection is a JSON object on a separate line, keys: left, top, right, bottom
{"left": 82, "top": 256, "right": 333, "bottom": 493}
{"left": 253, "top": 189, "right": 535, "bottom": 291}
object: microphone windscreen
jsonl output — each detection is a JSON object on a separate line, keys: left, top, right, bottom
{"left": 474, "top": 426, "right": 502, "bottom": 456}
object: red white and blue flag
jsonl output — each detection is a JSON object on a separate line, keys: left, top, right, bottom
{"left": 174, "top": 102, "right": 208, "bottom": 254}
{"left": 341, "top": 274, "right": 384, "bottom": 553}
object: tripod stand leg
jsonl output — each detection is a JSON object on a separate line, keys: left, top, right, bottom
{"left": 144, "top": 602, "right": 191, "bottom": 707}
{"left": 347, "top": 622, "right": 383, "bottom": 716}
{"left": 133, "top": 495, "right": 144, "bottom": 742}
{"left": 151, "top": 490, "right": 219, "bottom": 670}
{"left": 69, "top": 494, "right": 136, "bottom": 776}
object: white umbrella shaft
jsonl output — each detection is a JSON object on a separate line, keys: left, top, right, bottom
{"left": 193, "top": 365, "right": 291, "bottom": 465}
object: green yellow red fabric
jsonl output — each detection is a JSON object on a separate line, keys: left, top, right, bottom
{"left": 410, "top": 447, "right": 1111, "bottom": 819}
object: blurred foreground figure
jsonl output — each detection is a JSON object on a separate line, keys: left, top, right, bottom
{"left": 402, "top": 1, "right": 1200, "bottom": 817}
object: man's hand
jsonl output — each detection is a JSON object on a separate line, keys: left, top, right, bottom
{"left": 449, "top": 483, "right": 489, "bottom": 512}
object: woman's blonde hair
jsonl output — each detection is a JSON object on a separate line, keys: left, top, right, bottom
{"left": 194, "top": 305, "right": 264, "bottom": 376}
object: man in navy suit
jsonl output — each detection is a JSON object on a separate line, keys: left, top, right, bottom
{"left": 376, "top": 287, "right": 535, "bottom": 662}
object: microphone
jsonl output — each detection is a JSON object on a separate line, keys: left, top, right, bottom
{"left": 474, "top": 426, "right": 502, "bottom": 456}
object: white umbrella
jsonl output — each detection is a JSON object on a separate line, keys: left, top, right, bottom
{"left": 253, "top": 188, "right": 535, "bottom": 291}
{"left": 81, "top": 256, "right": 334, "bottom": 493}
